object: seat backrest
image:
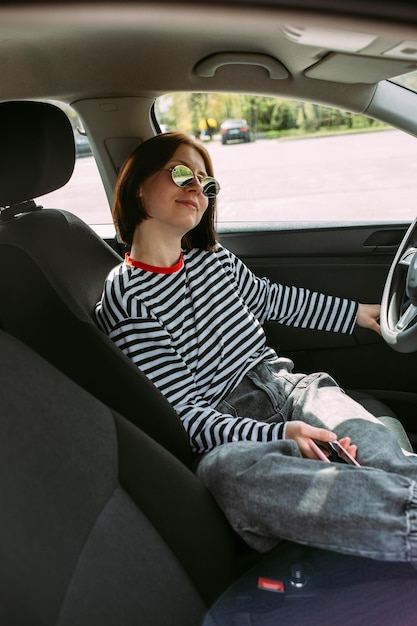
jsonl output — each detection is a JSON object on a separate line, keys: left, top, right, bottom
{"left": 0, "top": 100, "right": 194, "bottom": 466}
{"left": 0, "top": 330, "right": 238, "bottom": 625}
{"left": 0, "top": 100, "right": 75, "bottom": 207}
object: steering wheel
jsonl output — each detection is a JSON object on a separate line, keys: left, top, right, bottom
{"left": 381, "top": 217, "right": 417, "bottom": 353}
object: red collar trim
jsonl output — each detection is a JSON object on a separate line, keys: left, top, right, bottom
{"left": 125, "top": 252, "right": 183, "bottom": 274}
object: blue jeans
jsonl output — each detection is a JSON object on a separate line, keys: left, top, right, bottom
{"left": 196, "top": 358, "right": 417, "bottom": 564}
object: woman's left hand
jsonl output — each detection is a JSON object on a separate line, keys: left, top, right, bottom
{"left": 356, "top": 303, "right": 381, "bottom": 336}
{"left": 337, "top": 436, "right": 358, "bottom": 461}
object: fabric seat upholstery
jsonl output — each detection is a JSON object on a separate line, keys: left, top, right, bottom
{"left": 0, "top": 330, "right": 238, "bottom": 624}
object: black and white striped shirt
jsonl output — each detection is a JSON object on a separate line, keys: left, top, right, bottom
{"left": 95, "top": 244, "right": 358, "bottom": 453}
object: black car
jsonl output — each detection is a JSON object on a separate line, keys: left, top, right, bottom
{"left": 220, "top": 118, "right": 251, "bottom": 144}
{"left": 74, "top": 132, "right": 93, "bottom": 158}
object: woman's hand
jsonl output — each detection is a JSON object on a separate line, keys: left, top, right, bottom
{"left": 285, "top": 421, "right": 336, "bottom": 459}
{"left": 356, "top": 303, "right": 381, "bottom": 336}
{"left": 285, "top": 421, "right": 357, "bottom": 461}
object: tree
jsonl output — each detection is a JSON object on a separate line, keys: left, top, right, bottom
{"left": 155, "top": 92, "right": 381, "bottom": 137}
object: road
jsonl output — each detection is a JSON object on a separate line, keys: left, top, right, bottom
{"left": 208, "top": 130, "right": 417, "bottom": 223}
{"left": 37, "top": 130, "right": 417, "bottom": 226}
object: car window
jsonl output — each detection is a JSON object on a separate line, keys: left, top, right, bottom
{"left": 155, "top": 93, "right": 417, "bottom": 225}
{"left": 35, "top": 102, "right": 111, "bottom": 232}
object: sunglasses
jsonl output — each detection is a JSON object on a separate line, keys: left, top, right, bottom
{"left": 162, "top": 164, "right": 220, "bottom": 198}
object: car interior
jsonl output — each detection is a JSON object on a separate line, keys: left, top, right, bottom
{"left": 2, "top": 1, "right": 417, "bottom": 623}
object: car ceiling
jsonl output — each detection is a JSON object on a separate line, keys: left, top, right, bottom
{"left": 1, "top": 2, "right": 417, "bottom": 110}
{"left": 2, "top": 0, "right": 417, "bottom": 200}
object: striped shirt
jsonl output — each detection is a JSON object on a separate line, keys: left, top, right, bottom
{"left": 95, "top": 244, "right": 358, "bottom": 453}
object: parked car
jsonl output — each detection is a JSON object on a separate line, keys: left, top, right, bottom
{"left": 1, "top": 1, "right": 417, "bottom": 624}
{"left": 74, "top": 132, "right": 93, "bottom": 157}
{"left": 220, "top": 118, "right": 252, "bottom": 144}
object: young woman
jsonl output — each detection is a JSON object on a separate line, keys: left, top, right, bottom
{"left": 96, "top": 131, "right": 417, "bottom": 565}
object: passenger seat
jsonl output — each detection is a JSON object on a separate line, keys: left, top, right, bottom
{"left": 0, "top": 330, "right": 237, "bottom": 624}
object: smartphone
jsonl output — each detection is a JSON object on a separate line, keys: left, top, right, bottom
{"left": 326, "top": 440, "right": 361, "bottom": 467}
{"left": 310, "top": 438, "right": 361, "bottom": 467}
{"left": 307, "top": 438, "right": 331, "bottom": 462}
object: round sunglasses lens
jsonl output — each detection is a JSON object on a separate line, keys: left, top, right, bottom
{"left": 202, "top": 178, "right": 220, "bottom": 198}
{"left": 171, "top": 165, "right": 220, "bottom": 197}
{"left": 171, "top": 165, "right": 194, "bottom": 188}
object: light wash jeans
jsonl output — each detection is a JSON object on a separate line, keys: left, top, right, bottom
{"left": 196, "top": 358, "right": 417, "bottom": 565}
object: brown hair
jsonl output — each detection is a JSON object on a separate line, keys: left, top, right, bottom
{"left": 112, "top": 131, "right": 217, "bottom": 249}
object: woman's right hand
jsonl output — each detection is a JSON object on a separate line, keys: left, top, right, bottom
{"left": 284, "top": 421, "right": 336, "bottom": 460}
{"left": 285, "top": 420, "right": 357, "bottom": 461}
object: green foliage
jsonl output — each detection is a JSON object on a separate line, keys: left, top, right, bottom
{"left": 155, "top": 93, "right": 389, "bottom": 138}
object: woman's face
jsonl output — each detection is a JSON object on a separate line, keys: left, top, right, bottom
{"left": 138, "top": 143, "right": 210, "bottom": 239}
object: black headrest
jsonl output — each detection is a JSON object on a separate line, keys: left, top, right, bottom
{"left": 0, "top": 101, "right": 75, "bottom": 207}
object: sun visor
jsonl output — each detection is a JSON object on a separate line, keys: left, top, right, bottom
{"left": 305, "top": 52, "right": 417, "bottom": 84}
